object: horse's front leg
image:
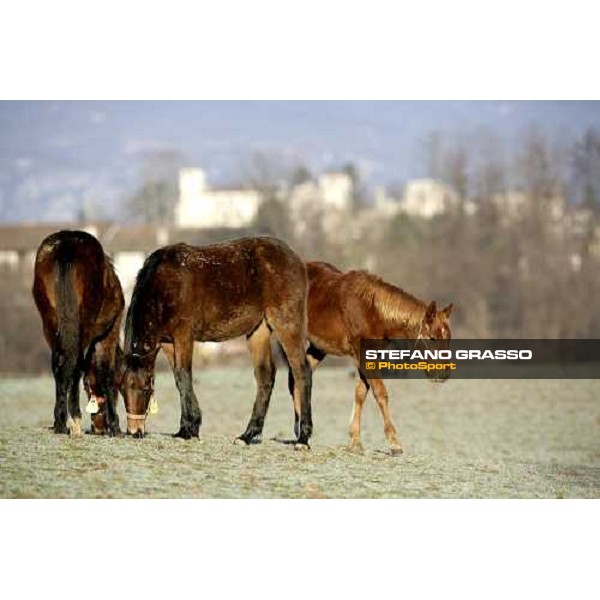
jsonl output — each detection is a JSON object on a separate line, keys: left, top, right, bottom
{"left": 90, "top": 327, "right": 122, "bottom": 437}
{"left": 369, "top": 379, "right": 403, "bottom": 455}
{"left": 369, "top": 377, "right": 403, "bottom": 455}
{"left": 167, "top": 338, "right": 201, "bottom": 439}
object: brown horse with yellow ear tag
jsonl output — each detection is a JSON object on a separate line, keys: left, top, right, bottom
{"left": 122, "top": 237, "right": 313, "bottom": 449}
{"left": 32, "top": 230, "right": 125, "bottom": 437}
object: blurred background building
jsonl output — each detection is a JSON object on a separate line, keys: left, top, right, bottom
{"left": 175, "top": 168, "right": 261, "bottom": 228}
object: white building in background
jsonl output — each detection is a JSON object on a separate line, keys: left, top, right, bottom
{"left": 373, "top": 185, "right": 402, "bottom": 217}
{"left": 492, "top": 191, "right": 565, "bottom": 223}
{"left": 175, "top": 168, "right": 262, "bottom": 229}
{"left": 400, "top": 179, "right": 460, "bottom": 218}
{"left": 288, "top": 171, "right": 354, "bottom": 238}
{"left": 113, "top": 251, "right": 145, "bottom": 301}
{"left": 288, "top": 172, "right": 353, "bottom": 212}
{"left": 174, "top": 166, "right": 355, "bottom": 236}
{"left": 317, "top": 172, "right": 354, "bottom": 210}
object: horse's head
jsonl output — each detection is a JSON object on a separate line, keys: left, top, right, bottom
{"left": 417, "top": 301, "right": 454, "bottom": 383}
{"left": 121, "top": 353, "right": 155, "bottom": 438}
{"left": 83, "top": 347, "right": 126, "bottom": 434}
{"left": 83, "top": 367, "right": 108, "bottom": 434}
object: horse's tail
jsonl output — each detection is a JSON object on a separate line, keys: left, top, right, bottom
{"left": 54, "top": 258, "right": 81, "bottom": 376}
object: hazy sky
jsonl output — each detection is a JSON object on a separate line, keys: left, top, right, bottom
{"left": 1, "top": 101, "right": 599, "bottom": 222}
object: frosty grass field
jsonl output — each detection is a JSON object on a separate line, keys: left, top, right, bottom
{"left": 1, "top": 366, "right": 599, "bottom": 498}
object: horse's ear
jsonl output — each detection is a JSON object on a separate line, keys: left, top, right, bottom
{"left": 424, "top": 301, "right": 437, "bottom": 324}
{"left": 127, "top": 349, "right": 157, "bottom": 371}
{"left": 441, "top": 303, "right": 453, "bottom": 318}
{"left": 127, "top": 354, "right": 143, "bottom": 371}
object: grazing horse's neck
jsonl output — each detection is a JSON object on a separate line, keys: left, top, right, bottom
{"left": 369, "top": 279, "right": 427, "bottom": 337}
{"left": 390, "top": 295, "right": 427, "bottom": 338}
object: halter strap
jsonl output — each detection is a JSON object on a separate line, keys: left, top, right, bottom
{"left": 126, "top": 413, "right": 147, "bottom": 421}
{"left": 126, "top": 391, "right": 154, "bottom": 422}
{"left": 414, "top": 319, "right": 432, "bottom": 351}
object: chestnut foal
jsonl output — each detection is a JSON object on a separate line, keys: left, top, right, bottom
{"left": 289, "top": 262, "right": 453, "bottom": 454}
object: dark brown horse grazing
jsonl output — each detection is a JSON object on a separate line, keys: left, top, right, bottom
{"left": 122, "top": 237, "right": 313, "bottom": 448}
{"left": 289, "top": 261, "right": 453, "bottom": 454}
{"left": 32, "top": 230, "right": 125, "bottom": 437}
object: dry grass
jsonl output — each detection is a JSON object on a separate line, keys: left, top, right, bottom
{"left": 1, "top": 367, "right": 599, "bottom": 498}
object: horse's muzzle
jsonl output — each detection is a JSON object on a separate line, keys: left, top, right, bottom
{"left": 91, "top": 412, "right": 107, "bottom": 434}
{"left": 127, "top": 414, "right": 146, "bottom": 437}
{"left": 430, "top": 372, "right": 452, "bottom": 383}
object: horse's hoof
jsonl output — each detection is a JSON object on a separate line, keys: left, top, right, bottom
{"left": 67, "top": 418, "right": 82, "bottom": 438}
{"left": 346, "top": 443, "right": 365, "bottom": 455}
{"left": 390, "top": 445, "right": 404, "bottom": 456}
{"left": 233, "top": 437, "right": 248, "bottom": 446}
{"left": 173, "top": 427, "right": 199, "bottom": 440}
{"left": 294, "top": 442, "right": 310, "bottom": 452}
{"left": 108, "top": 428, "right": 122, "bottom": 438}
{"left": 131, "top": 431, "right": 145, "bottom": 439}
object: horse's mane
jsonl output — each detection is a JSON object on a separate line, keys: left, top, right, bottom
{"left": 124, "top": 249, "right": 163, "bottom": 353}
{"left": 309, "top": 260, "right": 342, "bottom": 274}
{"left": 103, "top": 252, "right": 115, "bottom": 269}
{"left": 349, "top": 270, "right": 426, "bottom": 327}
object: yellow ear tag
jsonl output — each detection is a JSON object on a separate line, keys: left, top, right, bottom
{"left": 149, "top": 395, "right": 159, "bottom": 415}
{"left": 86, "top": 396, "right": 99, "bottom": 414}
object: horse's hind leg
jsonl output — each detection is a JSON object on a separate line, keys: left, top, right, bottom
{"left": 288, "top": 343, "right": 325, "bottom": 438}
{"left": 51, "top": 342, "right": 81, "bottom": 437}
{"left": 46, "top": 317, "right": 67, "bottom": 433}
{"left": 236, "top": 320, "right": 276, "bottom": 445}
{"left": 170, "top": 335, "right": 201, "bottom": 439}
{"left": 269, "top": 316, "right": 312, "bottom": 449}
{"left": 370, "top": 377, "right": 403, "bottom": 455}
{"left": 50, "top": 347, "right": 82, "bottom": 437}
{"left": 66, "top": 366, "right": 83, "bottom": 438}
{"left": 51, "top": 348, "right": 69, "bottom": 434}
{"left": 348, "top": 368, "right": 369, "bottom": 454}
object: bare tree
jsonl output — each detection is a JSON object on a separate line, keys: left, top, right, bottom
{"left": 238, "top": 151, "right": 297, "bottom": 196}
{"left": 126, "top": 149, "right": 187, "bottom": 224}
{"left": 342, "top": 162, "right": 366, "bottom": 211}
{"left": 254, "top": 194, "right": 293, "bottom": 241}
{"left": 573, "top": 127, "right": 600, "bottom": 215}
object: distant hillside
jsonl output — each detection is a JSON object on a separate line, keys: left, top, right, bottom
{"left": 1, "top": 101, "right": 599, "bottom": 222}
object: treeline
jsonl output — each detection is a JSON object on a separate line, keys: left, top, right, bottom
{"left": 253, "top": 128, "right": 600, "bottom": 339}
{"left": 2, "top": 127, "right": 600, "bottom": 374}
